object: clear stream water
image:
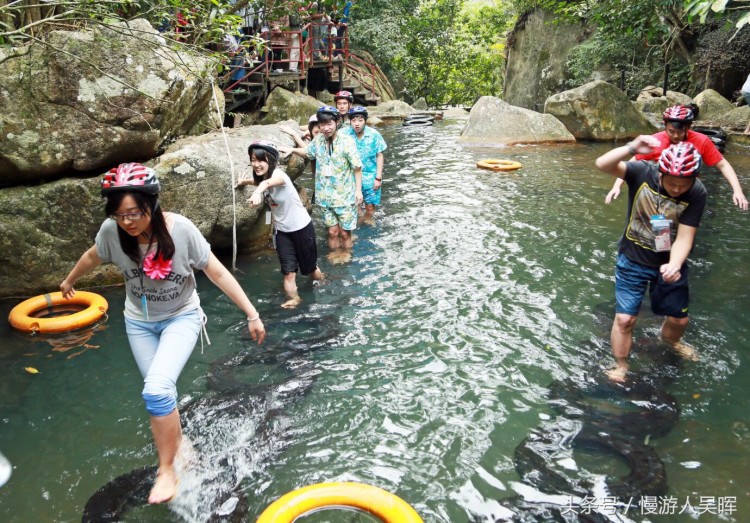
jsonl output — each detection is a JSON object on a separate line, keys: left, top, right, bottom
{"left": 1, "top": 119, "right": 749, "bottom": 522}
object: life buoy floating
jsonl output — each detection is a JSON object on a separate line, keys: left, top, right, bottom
{"left": 477, "top": 159, "right": 522, "bottom": 172}
{"left": 9, "top": 291, "right": 108, "bottom": 334}
{"left": 256, "top": 482, "right": 423, "bottom": 523}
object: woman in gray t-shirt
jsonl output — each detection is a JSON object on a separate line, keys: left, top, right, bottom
{"left": 238, "top": 140, "right": 324, "bottom": 308}
{"left": 60, "top": 163, "right": 265, "bottom": 505}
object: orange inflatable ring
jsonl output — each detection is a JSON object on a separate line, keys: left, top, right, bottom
{"left": 256, "top": 482, "right": 423, "bottom": 523}
{"left": 8, "top": 291, "right": 108, "bottom": 334}
{"left": 476, "top": 159, "right": 522, "bottom": 172}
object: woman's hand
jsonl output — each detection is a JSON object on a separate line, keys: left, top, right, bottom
{"left": 279, "top": 124, "right": 297, "bottom": 137}
{"left": 248, "top": 318, "right": 266, "bottom": 344}
{"left": 235, "top": 175, "right": 251, "bottom": 189}
{"left": 248, "top": 191, "right": 263, "bottom": 207}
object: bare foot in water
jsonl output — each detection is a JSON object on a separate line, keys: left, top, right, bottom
{"left": 281, "top": 295, "right": 302, "bottom": 309}
{"left": 606, "top": 365, "right": 628, "bottom": 383}
{"left": 327, "top": 250, "right": 352, "bottom": 265}
{"left": 149, "top": 468, "right": 178, "bottom": 504}
{"left": 671, "top": 341, "right": 699, "bottom": 361}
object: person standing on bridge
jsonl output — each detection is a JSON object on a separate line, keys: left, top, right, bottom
{"left": 279, "top": 106, "right": 363, "bottom": 263}
{"left": 595, "top": 140, "right": 707, "bottom": 382}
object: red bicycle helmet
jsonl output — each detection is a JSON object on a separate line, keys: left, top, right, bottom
{"left": 333, "top": 90, "right": 353, "bottom": 103}
{"left": 662, "top": 105, "right": 695, "bottom": 124}
{"left": 101, "top": 163, "right": 160, "bottom": 196}
{"left": 658, "top": 142, "right": 702, "bottom": 178}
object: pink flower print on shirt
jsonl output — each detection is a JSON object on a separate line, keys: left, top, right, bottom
{"left": 143, "top": 253, "right": 173, "bottom": 280}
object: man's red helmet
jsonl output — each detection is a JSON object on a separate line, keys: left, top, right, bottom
{"left": 658, "top": 142, "right": 702, "bottom": 178}
{"left": 333, "top": 90, "right": 353, "bottom": 103}
{"left": 662, "top": 105, "right": 696, "bottom": 124}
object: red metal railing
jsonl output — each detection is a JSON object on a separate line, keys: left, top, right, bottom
{"left": 221, "top": 22, "right": 379, "bottom": 103}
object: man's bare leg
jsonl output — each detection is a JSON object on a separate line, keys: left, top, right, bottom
{"left": 662, "top": 316, "right": 697, "bottom": 360}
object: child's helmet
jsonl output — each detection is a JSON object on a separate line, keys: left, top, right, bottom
{"left": 101, "top": 163, "right": 160, "bottom": 196}
{"left": 658, "top": 142, "right": 702, "bottom": 178}
{"left": 348, "top": 106, "right": 368, "bottom": 120}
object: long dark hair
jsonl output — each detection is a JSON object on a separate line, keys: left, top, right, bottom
{"left": 104, "top": 191, "right": 175, "bottom": 264}
{"left": 249, "top": 147, "right": 278, "bottom": 186}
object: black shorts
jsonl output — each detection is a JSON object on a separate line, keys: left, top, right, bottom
{"left": 275, "top": 221, "right": 318, "bottom": 275}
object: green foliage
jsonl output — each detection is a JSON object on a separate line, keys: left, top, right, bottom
{"left": 350, "top": 0, "right": 510, "bottom": 106}
{"left": 685, "top": 0, "right": 750, "bottom": 39}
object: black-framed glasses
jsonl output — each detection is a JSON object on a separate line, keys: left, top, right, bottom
{"left": 110, "top": 212, "right": 146, "bottom": 222}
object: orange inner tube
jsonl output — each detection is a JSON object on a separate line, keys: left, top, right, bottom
{"left": 257, "top": 482, "right": 423, "bottom": 523}
{"left": 8, "top": 291, "right": 108, "bottom": 334}
{"left": 476, "top": 159, "right": 522, "bottom": 172}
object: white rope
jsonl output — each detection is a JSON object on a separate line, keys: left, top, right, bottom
{"left": 210, "top": 79, "right": 239, "bottom": 271}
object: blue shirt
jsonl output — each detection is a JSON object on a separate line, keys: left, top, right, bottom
{"left": 344, "top": 126, "right": 387, "bottom": 187}
{"left": 341, "top": 1, "right": 352, "bottom": 23}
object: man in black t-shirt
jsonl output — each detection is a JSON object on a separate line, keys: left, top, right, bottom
{"left": 595, "top": 137, "right": 707, "bottom": 381}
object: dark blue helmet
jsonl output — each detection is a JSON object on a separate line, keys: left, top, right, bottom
{"left": 348, "top": 106, "right": 368, "bottom": 121}
{"left": 317, "top": 105, "right": 340, "bottom": 120}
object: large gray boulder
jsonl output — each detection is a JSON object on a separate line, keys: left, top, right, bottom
{"left": 0, "top": 123, "right": 305, "bottom": 298}
{"left": 693, "top": 89, "right": 735, "bottom": 121}
{"left": 458, "top": 96, "right": 575, "bottom": 145}
{"left": 369, "top": 100, "right": 416, "bottom": 119}
{"left": 634, "top": 97, "right": 672, "bottom": 128}
{"left": 0, "top": 19, "right": 219, "bottom": 185}
{"left": 636, "top": 86, "right": 692, "bottom": 106}
{"left": 718, "top": 106, "right": 750, "bottom": 131}
{"left": 545, "top": 81, "right": 655, "bottom": 140}
{"left": 261, "top": 87, "right": 323, "bottom": 125}
{"left": 412, "top": 97, "right": 428, "bottom": 110}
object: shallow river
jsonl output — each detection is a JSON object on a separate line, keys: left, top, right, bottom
{"left": 1, "top": 119, "right": 749, "bottom": 522}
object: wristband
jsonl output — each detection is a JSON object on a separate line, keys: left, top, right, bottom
{"left": 247, "top": 314, "right": 260, "bottom": 322}
{"left": 626, "top": 143, "right": 636, "bottom": 155}
{"left": 375, "top": 177, "right": 382, "bottom": 181}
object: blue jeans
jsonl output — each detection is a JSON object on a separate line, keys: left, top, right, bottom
{"left": 125, "top": 309, "right": 202, "bottom": 416}
{"left": 614, "top": 253, "right": 689, "bottom": 318}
